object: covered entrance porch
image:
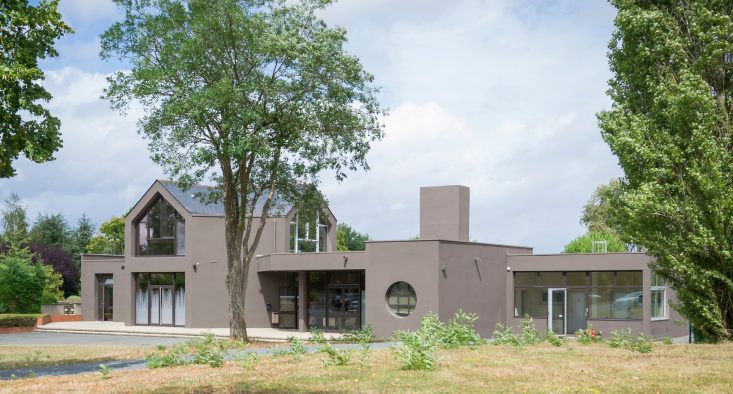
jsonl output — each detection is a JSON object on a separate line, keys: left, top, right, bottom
{"left": 271, "top": 270, "right": 365, "bottom": 332}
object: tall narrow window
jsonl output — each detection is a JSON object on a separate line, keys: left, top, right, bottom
{"left": 289, "top": 210, "right": 327, "bottom": 253}
{"left": 135, "top": 196, "right": 185, "bottom": 256}
{"left": 651, "top": 272, "right": 667, "bottom": 320}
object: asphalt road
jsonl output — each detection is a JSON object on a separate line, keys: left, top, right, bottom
{"left": 0, "top": 331, "right": 189, "bottom": 346}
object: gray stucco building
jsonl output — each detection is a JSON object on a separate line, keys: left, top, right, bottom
{"left": 81, "top": 180, "right": 687, "bottom": 339}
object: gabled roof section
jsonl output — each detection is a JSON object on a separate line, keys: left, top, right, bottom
{"left": 158, "top": 180, "right": 293, "bottom": 217}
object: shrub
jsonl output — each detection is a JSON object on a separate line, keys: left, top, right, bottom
{"left": 343, "top": 324, "right": 375, "bottom": 344}
{"left": 310, "top": 329, "right": 326, "bottom": 344}
{"left": 99, "top": 364, "right": 112, "bottom": 380}
{"left": 492, "top": 323, "right": 522, "bottom": 348}
{"left": 319, "top": 343, "right": 351, "bottom": 366}
{"left": 146, "top": 347, "right": 187, "bottom": 368}
{"left": 546, "top": 330, "right": 566, "bottom": 347}
{"left": 358, "top": 343, "right": 372, "bottom": 367}
{"left": 575, "top": 326, "right": 603, "bottom": 344}
{"left": 394, "top": 330, "right": 438, "bottom": 370}
{"left": 0, "top": 314, "right": 42, "bottom": 328}
{"left": 608, "top": 329, "right": 633, "bottom": 349}
{"left": 519, "top": 316, "right": 542, "bottom": 345}
{"left": 235, "top": 352, "right": 258, "bottom": 370}
{"left": 273, "top": 337, "right": 307, "bottom": 357}
{"left": 442, "top": 310, "right": 484, "bottom": 348}
{"left": 662, "top": 336, "right": 673, "bottom": 345}
{"left": 147, "top": 333, "right": 225, "bottom": 369}
{"left": 0, "top": 249, "right": 45, "bottom": 313}
{"left": 629, "top": 334, "right": 654, "bottom": 353}
{"left": 65, "top": 295, "right": 81, "bottom": 303}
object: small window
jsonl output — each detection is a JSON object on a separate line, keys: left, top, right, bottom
{"left": 386, "top": 281, "right": 417, "bottom": 317}
{"left": 651, "top": 273, "right": 667, "bottom": 320}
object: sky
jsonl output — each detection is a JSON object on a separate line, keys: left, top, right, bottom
{"left": 0, "top": 0, "right": 622, "bottom": 253}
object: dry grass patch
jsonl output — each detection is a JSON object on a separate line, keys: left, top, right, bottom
{"left": 0, "top": 345, "right": 147, "bottom": 370}
{"left": 3, "top": 342, "right": 733, "bottom": 393}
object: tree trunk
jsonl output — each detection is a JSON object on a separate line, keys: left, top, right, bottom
{"left": 226, "top": 248, "right": 248, "bottom": 341}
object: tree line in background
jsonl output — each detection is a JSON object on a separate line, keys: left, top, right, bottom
{"left": 0, "top": 193, "right": 124, "bottom": 314}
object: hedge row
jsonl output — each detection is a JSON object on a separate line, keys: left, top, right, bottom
{"left": 0, "top": 314, "right": 45, "bottom": 328}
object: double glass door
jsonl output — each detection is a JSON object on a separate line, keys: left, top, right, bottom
{"left": 326, "top": 285, "right": 360, "bottom": 331}
{"left": 150, "top": 285, "right": 174, "bottom": 326}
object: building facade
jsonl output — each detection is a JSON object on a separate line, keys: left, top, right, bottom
{"left": 81, "top": 181, "right": 687, "bottom": 339}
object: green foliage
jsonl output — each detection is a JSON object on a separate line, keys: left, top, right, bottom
{"left": 336, "top": 223, "right": 369, "bottom": 251}
{"left": 69, "top": 215, "right": 95, "bottom": 263}
{"left": 563, "top": 231, "right": 627, "bottom": 253}
{"left": 309, "top": 329, "right": 326, "bottom": 345}
{"left": 492, "top": 323, "right": 522, "bottom": 348}
{"left": 0, "top": 314, "right": 42, "bottom": 328}
{"left": 599, "top": 0, "right": 733, "bottom": 342}
{"left": 0, "top": 0, "right": 73, "bottom": 178}
{"left": 519, "top": 316, "right": 542, "bottom": 345}
{"left": 580, "top": 179, "right": 624, "bottom": 236}
{"left": 393, "top": 330, "right": 438, "bottom": 371}
{"left": 147, "top": 333, "right": 225, "bottom": 369}
{"left": 273, "top": 337, "right": 307, "bottom": 357}
{"left": 234, "top": 352, "right": 258, "bottom": 370}
{"left": 86, "top": 216, "right": 124, "bottom": 255}
{"left": 40, "top": 264, "right": 64, "bottom": 304}
{"left": 608, "top": 329, "right": 633, "bottom": 349}
{"left": 1, "top": 194, "right": 29, "bottom": 246}
{"left": 629, "top": 334, "right": 654, "bottom": 353}
{"left": 319, "top": 342, "right": 352, "bottom": 367}
{"left": 358, "top": 343, "right": 372, "bottom": 367}
{"left": 100, "top": 0, "right": 384, "bottom": 340}
{"left": 342, "top": 324, "right": 375, "bottom": 344}
{"left": 545, "top": 330, "right": 566, "bottom": 347}
{"left": 399, "top": 311, "right": 483, "bottom": 350}
{"left": 65, "top": 295, "right": 81, "bottom": 303}
{"left": 0, "top": 247, "right": 46, "bottom": 313}
{"left": 30, "top": 213, "right": 69, "bottom": 248}
{"left": 575, "top": 326, "right": 603, "bottom": 345}
{"left": 98, "top": 364, "right": 112, "bottom": 379}
{"left": 662, "top": 336, "right": 673, "bottom": 345}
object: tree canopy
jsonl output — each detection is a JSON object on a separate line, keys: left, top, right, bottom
{"left": 1, "top": 193, "right": 29, "bottom": 245}
{"left": 598, "top": 0, "right": 733, "bottom": 341}
{"left": 336, "top": 223, "right": 369, "bottom": 251}
{"left": 101, "top": 0, "right": 384, "bottom": 340}
{"left": 86, "top": 216, "right": 124, "bottom": 255}
{"left": 563, "top": 231, "right": 627, "bottom": 254}
{"left": 0, "top": 0, "right": 72, "bottom": 178}
{"left": 580, "top": 179, "right": 623, "bottom": 236}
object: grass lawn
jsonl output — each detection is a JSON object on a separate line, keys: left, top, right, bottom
{"left": 3, "top": 341, "right": 733, "bottom": 393}
{"left": 0, "top": 345, "right": 147, "bottom": 370}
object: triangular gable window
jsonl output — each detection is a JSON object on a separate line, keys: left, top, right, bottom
{"left": 135, "top": 195, "right": 185, "bottom": 256}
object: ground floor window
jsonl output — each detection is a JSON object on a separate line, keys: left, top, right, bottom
{"left": 386, "top": 281, "right": 417, "bottom": 317}
{"left": 306, "top": 270, "right": 363, "bottom": 331}
{"left": 651, "top": 272, "right": 667, "bottom": 320}
{"left": 135, "top": 272, "right": 185, "bottom": 326}
{"left": 513, "top": 271, "right": 643, "bottom": 320}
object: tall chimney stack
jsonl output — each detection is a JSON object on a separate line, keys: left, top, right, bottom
{"left": 419, "top": 185, "right": 469, "bottom": 241}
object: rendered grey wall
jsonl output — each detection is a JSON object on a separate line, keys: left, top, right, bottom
{"left": 420, "top": 185, "right": 469, "bottom": 242}
{"left": 438, "top": 242, "right": 532, "bottom": 337}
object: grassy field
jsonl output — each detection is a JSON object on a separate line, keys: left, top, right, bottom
{"left": 0, "top": 345, "right": 147, "bottom": 370}
{"left": 2, "top": 341, "right": 733, "bottom": 393}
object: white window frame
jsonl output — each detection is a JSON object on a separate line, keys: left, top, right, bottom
{"left": 290, "top": 210, "right": 326, "bottom": 253}
{"left": 651, "top": 273, "right": 668, "bottom": 321}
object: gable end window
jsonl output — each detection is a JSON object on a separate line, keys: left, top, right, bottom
{"left": 289, "top": 210, "right": 328, "bottom": 253}
{"left": 135, "top": 196, "right": 185, "bottom": 256}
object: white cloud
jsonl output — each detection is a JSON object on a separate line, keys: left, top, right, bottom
{"left": 59, "top": 0, "right": 119, "bottom": 23}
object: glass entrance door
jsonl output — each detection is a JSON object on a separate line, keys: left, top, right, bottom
{"left": 548, "top": 288, "right": 566, "bottom": 335}
{"left": 96, "top": 274, "right": 113, "bottom": 321}
{"left": 150, "top": 285, "right": 174, "bottom": 326}
{"left": 326, "top": 285, "right": 361, "bottom": 331}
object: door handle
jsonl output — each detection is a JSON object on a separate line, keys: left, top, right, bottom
{"left": 558, "top": 315, "right": 563, "bottom": 318}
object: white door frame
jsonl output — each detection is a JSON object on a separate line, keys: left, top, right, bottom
{"left": 548, "top": 288, "right": 567, "bottom": 335}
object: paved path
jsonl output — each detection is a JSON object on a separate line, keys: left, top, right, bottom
{"left": 0, "top": 332, "right": 188, "bottom": 346}
{"left": 38, "top": 321, "right": 343, "bottom": 341}
{"left": 0, "top": 341, "right": 397, "bottom": 380}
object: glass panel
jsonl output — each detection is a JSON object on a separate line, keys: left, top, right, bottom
{"left": 513, "top": 287, "right": 548, "bottom": 318}
{"left": 137, "top": 221, "right": 148, "bottom": 255}
{"left": 538, "top": 272, "right": 563, "bottom": 286}
{"left": 175, "top": 285, "right": 185, "bottom": 326}
{"left": 318, "top": 224, "right": 327, "bottom": 252}
{"left": 567, "top": 289, "right": 586, "bottom": 333}
{"left": 616, "top": 271, "right": 642, "bottom": 286}
{"left": 150, "top": 288, "right": 160, "bottom": 325}
{"left": 550, "top": 290, "right": 565, "bottom": 334}
{"left": 176, "top": 219, "right": 185, "bottom": 255}
{"left": 135, "top": 274, "right": 150, "bottom": 325}
{"left": 652, "top": 272, "right": 665, "bottom": 287}
{"left": 148, "top": 239, "right": 174, "bottom": 255}
{"left": 590, "top": 272, "right": 615, "bottom": 287}
{"left": 566, "top": 272, "right": 586, "bottom": 286}
{"left": 307, "top": 272, "right": 327, "bottom": 330}
{"left": 514, "top": 272, "right": 536, "bottom": 286}
{"left": 612, "top": 288, "right": 643, "bottom": 319}
{"left": 289, "top": 222, "right": 296, "bottom": 252}
{"left": 327, "top": 287, "right": 345, "bottom": 331}
{"left": 151, "top": 273, "right": 174, "bottom": 285}
{"left": 589, "top": 288, "right": 612, "bottom": 319}
{"left": 651, "top": 289, "right": 665, "bottom": 318}
{"left": 386, "top": 281, "right": 417, "bottom": 316}
{"left": 160, "top": 287, "right": 173, "bottom": 325}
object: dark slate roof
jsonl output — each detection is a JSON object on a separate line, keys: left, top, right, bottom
{"left": 159, "top": 180, "right": 293, "bottom": 217}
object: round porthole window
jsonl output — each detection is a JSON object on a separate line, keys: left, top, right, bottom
{"left": 386, "top": 281, "right": 417, "bottom": 317}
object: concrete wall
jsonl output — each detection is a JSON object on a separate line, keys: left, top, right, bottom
{"left": 438, "top": 241, "right": 532, "bottom": 337}
{"left": 505, "top": 253, "right": 688, "bottom": 338}
{"left": 420, "top": 186, "right": 469, "bottom": 241}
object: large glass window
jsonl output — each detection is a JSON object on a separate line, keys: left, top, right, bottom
{"left": 513, "top": 271, "right": 643, "bottom": 320}
{"left": 135, "top": 196, "right": 185, "bottom": 256}
{"left": 289, "top": 210, "right": 328, "bottom": 253}
{"left": 135, "top": 272, "right": 185, "bottom": 326}
{"left": 651, "top": 272, "right": 667, "bottom": 320}
{"left": 386, "top": 281, "right": 417, "bottom": 317}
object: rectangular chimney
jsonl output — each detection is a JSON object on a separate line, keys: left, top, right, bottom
{"left": 419, "top": 185, "right": 469, "bottom": 241}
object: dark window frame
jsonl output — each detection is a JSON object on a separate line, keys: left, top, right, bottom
{"left": 386, "top": 281, "right": 417, "bottom": 317}
{"left": 134, "top": 195, "right": 185, "bottom": 256}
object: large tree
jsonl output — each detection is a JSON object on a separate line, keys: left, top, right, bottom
{"left": 599, "top": 0, "right": 733, "bottom": 341}
{"left": 101, "top": 0, "right": 384, "bottom": 340}
{"left": 86, "top": 215, "right": 124, "bottom": 255}
{"left": 30, "top": 213, "right": 69, "bottom": 248}
{"left": 1, "top": 193, "right": 29, "bottom": 245}
{"left": 336, "top": 223, "right": 369, "bottom": 251}
{"left": 0, "top": 0, "right": 72, "bottom": 178}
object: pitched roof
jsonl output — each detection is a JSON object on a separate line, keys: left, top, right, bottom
{"left": 158, "top": 180, "right": 293, "bottom": 217}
